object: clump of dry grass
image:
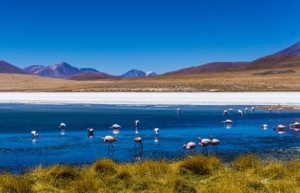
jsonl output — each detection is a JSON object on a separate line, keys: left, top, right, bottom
{"left": 178, "top": 155, "right": 220, "bottom": 175}
{"left": 92, "top": 158, "right": 117, "bottom": 176}
{"left": 232, "top": 154, "right": 261, "bottom": 171}
{"left": 173, "top": 179, "right": 197, "bottom": 193}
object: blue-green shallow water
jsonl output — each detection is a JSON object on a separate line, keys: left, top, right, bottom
{"left": 0, "top": 104, "right": 299, "bottom": 173}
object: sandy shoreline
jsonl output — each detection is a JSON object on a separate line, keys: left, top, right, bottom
{"left": 0, "top": 92, "right": 299, "bottom": 106}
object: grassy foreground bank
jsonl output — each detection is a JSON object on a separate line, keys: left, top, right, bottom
{"left": 0, "top": 154, "right": 299, "bottom": 193}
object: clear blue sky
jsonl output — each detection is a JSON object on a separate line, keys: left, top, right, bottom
{"left": 0, "top": 0, "right": 300, "bottom": 75}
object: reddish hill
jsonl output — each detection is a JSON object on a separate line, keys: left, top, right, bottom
{"left": 247, "top": 54, "right": 300, "bottom": 70}
{"left": 274, "top": 41, "right": 300, "bottom": 55}
{"left": 165, "top": 62, "right": 250, "bottom": 75}
{"left": 0, "top": 60, "right": 26, "bottom": 74}
{"left": 247, "top": 42, "right": 300, "bottom": 70}
{"left": 67, "top": 71, "right": 118, "bottom": 80}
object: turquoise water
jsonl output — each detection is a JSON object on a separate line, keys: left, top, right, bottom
{"left": 0, "top": 104, "right": 299, "bottom": 172}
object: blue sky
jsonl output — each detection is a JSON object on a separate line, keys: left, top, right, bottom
{"left": 0, "top": 0, "right": 300, "bottom": 75}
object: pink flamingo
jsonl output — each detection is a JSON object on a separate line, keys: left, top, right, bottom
{"left": 183, "top": 142, "right": 196, "bottom": 152}
{"left": 154, "top": 128, "right": 159, "bottom": 137}
{"left": 101, "top": 135, "right": 118, "bottom": 149}
{"left": 197, "top": 137, "right": 211, "bottom": 155}
{"left": 87, "top": 128, "right": 94, "bottom": 138}
{"left": 209, "top": 135, "right": 220, "bottom": 153}
{"left": 133, "top": 137, "right": 143, "bottom": 149}
{"left": 31, "top": 131, "right": 39, "bottom": 139}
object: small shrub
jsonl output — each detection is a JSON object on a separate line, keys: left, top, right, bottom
{"left": 179, "top": 155, "right": 220, "bottom": 175}
{"left": 174, "top": 179, "right": 197, "bottom": 193}
{"left": 233, "top": 154, "right": 261, "bottom": 171}
{"left": 92, "top": 159, "right": 117, "bottom": 175}
{"left": 0, "top": 174, "right": 34, "bottom": 193}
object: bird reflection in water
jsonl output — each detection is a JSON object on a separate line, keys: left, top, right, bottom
{"left": 134, "top": 148, "right": 143, "bottom": 162}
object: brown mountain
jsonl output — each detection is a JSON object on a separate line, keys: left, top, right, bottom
{"left": 248, "top": 41, "right": 300, "bottom": 70}
{"left": 165, "top": 62, "right": 250, "bottom": 75}
{"left": 274, "top": 41, "right": 300, "bottom": 55}
{"left": 247, "top": 54, "right": 300, "bottom": 70}
{"left": 67, "top": 71, "right": 118, "bottom": 80}
{"left": 0, "top": 60, "right": 26, "bottom": 74}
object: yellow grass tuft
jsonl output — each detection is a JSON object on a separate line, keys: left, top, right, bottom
{"left": 232, "top": 154, "right": 261, "bottom": 171}
{"left": 178, "top": 154, "right": 220, "bottom": 175}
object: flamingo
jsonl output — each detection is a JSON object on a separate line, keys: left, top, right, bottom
{"left": 278, "top": 107, "right": 283, "bottom": 113}
{"left": 223, "top": 110, "right": 229, "bottom": 115}
{"left": 101, "top": 136, "right": 118, "bottom": 149}
{"left": 87, "top": 128, "right": 94, "bottom": 138}
{"left": 110, "top": 124, "right": 121, "bottom": 129}
{"left": 261, "top": 124, "right": 268, "bottom": 130}
{"left": 183, "top": 142, "right": 196, "bottom": 152}
{"left": 290, "top": 122, "right": 300, "bottom": 131}
{"left": 273, "top": 125, "right": 287, "bottom": 134}
{"left": 177, "top": 108, "right": 181, "bottom": 112}
{"left": 110, "top": 124, "right": 121, "bottom": 134}
{"left": 251, "top": 107, "right": 255, "bottom": 113}
{"left": 31, "top": 131, "right": 39, "bottom": 138}
{"left": 59, "top": 123, "right": 66, "bottom": 128}
{"left": 197, "top": 137, "right": 211, "bottom": 155}
{"left": 244, "top": 108, "right": 248, "bottom": 114}
{"left": 59, "top": 123, "right": 66, "bottom": 135}
{"left": 222, "top": 119, "right": 233, "bottom": 128}
{"left": 154, "top": 128, "right": 159, "bottom": 136}
{"left": 209, "top": 135, "right": 220, "bottom": 153}
{"left": 237, "top": 110, "right": 243, "bottom": 117}
{"left": 133, "top": 137, "right": 143, "bottom": 149}
{"left": 135, "top": 120, "right": 139, "bottom": 128}
{"left": 268, "top": 108, "right": 272, "bottom": 113}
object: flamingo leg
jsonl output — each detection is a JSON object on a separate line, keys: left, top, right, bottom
{"left": 140, "top": 142, "right": 143, "bottom": 149}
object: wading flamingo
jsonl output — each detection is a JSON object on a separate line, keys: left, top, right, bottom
{"left": 133, "top": 137, "right": 143, "bottom": 149}
{"left": 261, "top": 124, "right": 268, "bottom": 130}
{"left": 209, "top": 135, "right": 220, "bottom": 153}
{"left": 197, "top": 137, "right": 211, "bottom": 155}
{"left": 101, "top": 136, "right": 118, "bottom": 150}
{"left": 238, "top": 110, "right": 243, "bottom": 117}
{"left": 87, "top": 128, "right": 94, "bottom": 138}
{"left": 183, "top": 142, "right": 196, "bottom": 152}
{"left": 31, "top": 131, "right": 39, "bottom": 138}
{"left": 154, "top": 128, "right": 159, "bottom": 137}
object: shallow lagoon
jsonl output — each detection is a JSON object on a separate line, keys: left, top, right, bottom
{"left": 0, "top": 104, "right": 299, "bottom": 172}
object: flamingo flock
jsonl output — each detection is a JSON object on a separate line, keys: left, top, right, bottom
{"left": 29, "top": 106, "right": 298, "bottom": 158}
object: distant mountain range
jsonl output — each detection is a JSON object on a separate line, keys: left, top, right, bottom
{"left": 0, "top": 60, "right": 26, "bottom": 74}
{"left": 120, "top": 69, "right": 158, "bottom": 78}
{"left": 23, "top": 62, "right": 100, "bottom": 78}
{"left": 2, "top": 41, "right": 300, "bottom": 79}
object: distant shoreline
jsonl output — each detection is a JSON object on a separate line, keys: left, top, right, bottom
{"left": 0, "top": 92, "right": 300, "bottom": 106}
